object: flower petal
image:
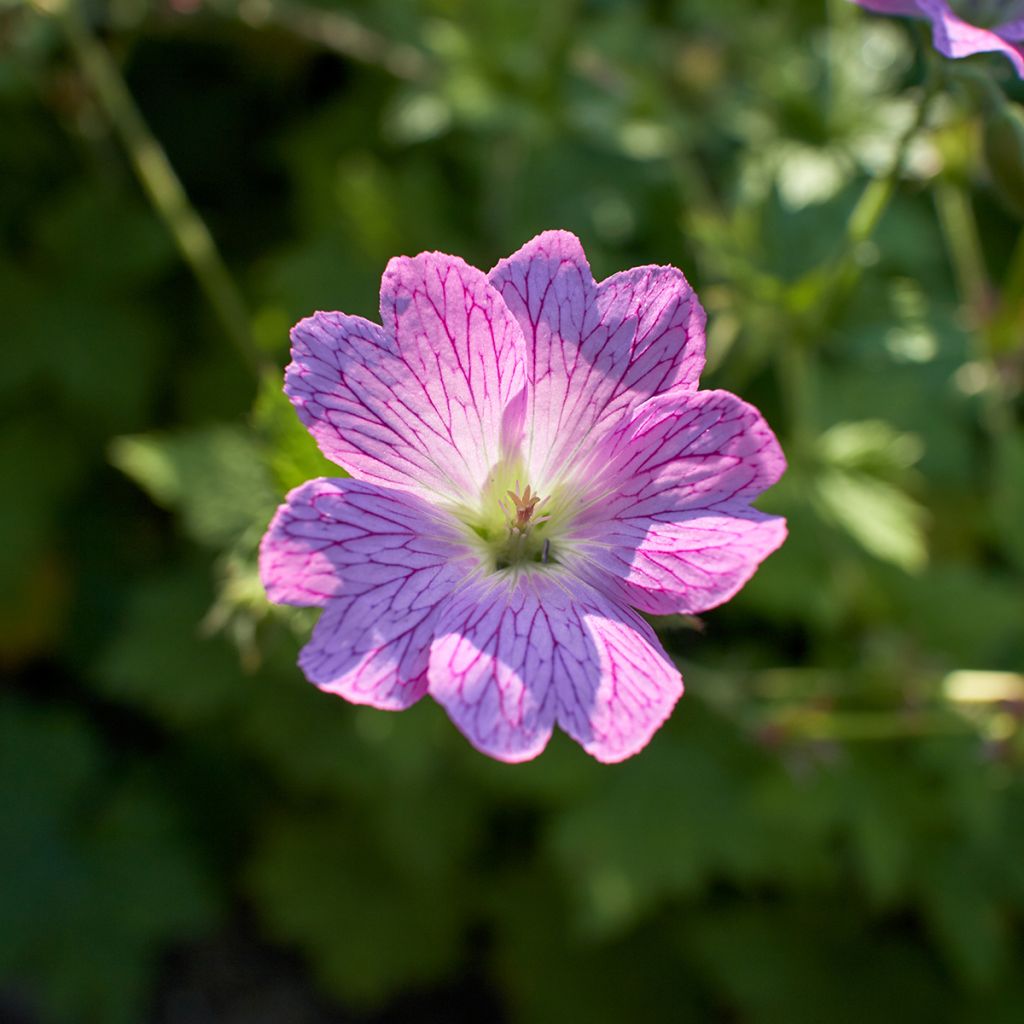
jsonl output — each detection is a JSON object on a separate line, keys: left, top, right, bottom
{"left": 428, "top": 571, "right": 682, "bottom": 763}
{"left": 553, "top": 582, "right": 684, "bottom": 763}
{"left": 488, "top": 230, "right": 705, "bottom": 488}
{"left": 593, "top": 389, "right": 786, "bottom": 512}
{"left": 260, "top": 478, "right": 476, "bottom": 709}
{"left": 286, "top": 252, "right": 525, "bottom": 502}
{"left": 428, "top": 573, "right": 558, "bottom": 762}
{"left": 850, "top": 2, "right": 1024, "bottom": 72}
{"left": 567, "top": 390, "right": 786, "bottom": 614}
{"left": 574, "top": 504, "right": 787, "bottom": 616}
{"left": 998, "top": 18, "right": 1024, "bottom": 43}
{"left": 919, "top": 0, "right": 1024, "bottom": 74}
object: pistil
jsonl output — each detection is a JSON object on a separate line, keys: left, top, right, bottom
{"left": 506, "top": 483, "right": 543, "bottom": 529}
{"left": 489, "top": 482, "right": 554, "bottom": 569}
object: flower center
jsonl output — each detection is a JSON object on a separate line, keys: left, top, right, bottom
{"left": 454, "top": 470, "right": 562, "bottom": 572}
{"left": 494, "top": 482, "right": 552, "bottom": 569}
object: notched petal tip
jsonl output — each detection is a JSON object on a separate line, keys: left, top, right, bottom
{"left": 487, "top": 228, "right": 593, "bottom": 280}
{"left": 462, "top": 720, "right": 555, "bottom": 764}
{"left": 558, "top": 612, "right": 684, "bottom": 764}
{"left": 379, "top": 249, "right": 490, "bottom": 315}
{"left": 582, "top": 675, "right": 684, "bottom": 765}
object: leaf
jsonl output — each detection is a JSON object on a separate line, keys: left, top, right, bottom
{"left": 918, "top": 845, "right": 1008, "bottom": 988}
{"left": 93, "top": 567, "right": 251, "bottom": 726}
{"left": 110, "top": 426, "right": 279, "bottom": 549}
{"left": 246, "top": 811, "right": 466, "bottom": 1006}
{"left": 490, "top": 870, "right": 708, "bottom": 1024}
{"left": 677, "top": 901, "right": 952, "bottom": 1024}
{"left": 880, "top": 562, "right": 1024, "bottom": 665}
{"left": 813, "top": 468, "right": 928, "bottom": 572}
{"left": 252, "top": 371, "right": 340, "bottom": 493}
{"left": 816, "top": 419, "right": 923, "bottom": 475}
{"left": 0, "top": 700, "right": 217, "bottom": 1024}
{"left": 0, "top": 409, "right": 81, "bottom": 643}
{"left": 547, "top": 702, "right": 799, "bottom": 937}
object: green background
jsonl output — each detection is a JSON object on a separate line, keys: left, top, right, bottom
{"left": 3, "top": 0, "right": 1024, "bottom": 1020}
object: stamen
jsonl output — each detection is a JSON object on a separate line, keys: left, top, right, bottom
{"left": 505, "top": 483, "right": 543, "bottom": 529}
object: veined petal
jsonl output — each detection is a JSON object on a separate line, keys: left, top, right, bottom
{"left": 259, "top": 478, "right": 464, "bottom": 606}
{"left": 488, "top": 230, "right": 705, "bottom": 488}
{"left": 554, "top": 582, "right": 684, "bottom": 763}
{"left": 286, "top": 252, "right": 525, "bottom": 502}
{"left": 588, "top": 389, "right": 785, "bottom": 515}
{"left": 571, "top": 504, "right": 787, "bottom": 616}
{"left": 428, "top": 573, "right": 558, "bottom": 762}
{"left": 568, "top": 390, "right": 786, "bottom": 614}
{"left": 260, "top": 478, "right": 476, "bottom": 709}
{"left": 428, "top": 571, "right": 682, "bottom": 763}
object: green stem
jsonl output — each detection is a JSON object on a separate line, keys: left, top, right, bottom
{"left": 934, "top": 178, "right": 1012, "bottom": 435}
{"left": 60, "top": 3, "right": 266, "bottom": 377}
{"left": 223, "top": 0, "right": 433, "bottom": 82}
{"left": 818, "top": 71, "right": 939, "bottom": 320}
{"left": 934, "top": 178, "right": 991, "bottom": 316}
{"left": 764, "top": 707, "right": 978, "bottom": 742}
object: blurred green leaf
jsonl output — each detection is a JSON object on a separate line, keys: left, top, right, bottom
{"left": 252, "top": 371, "right": 339, "bottom": 493}
{"left": 548, "top": 703, "right": 807, "bottom": 936}
{"left": 110, "top": 425, "right": 278, "bottom": 548}
{"left": 93, "top": 566, "right": 251, "bottom": 725}
{"left": 816, "top": 419, "right": 923, "bottom": 475}
{"left": 813, "top": 468, "right": 928, "bottom": 572}
{"left": 247, "top": 810, "right": 467, "bottom": 1006}
{"left": 677, "top": 901, "right": 951, "bottom": 1024}
{"left": 0, "top": 700, "right": 217, "bottom": 1024}
{"left": 880, "top": 562, "right": 1024, "bottom": 665}
{"left": 919, "top": 845, "right": 1009, "bottom": 988}
{"left": 491, "top": 870, "right": 709, "bottom": 1024}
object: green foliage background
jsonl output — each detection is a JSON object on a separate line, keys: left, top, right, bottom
{"left": 3, "top": 0, "right": 1024, "bottom": 1020}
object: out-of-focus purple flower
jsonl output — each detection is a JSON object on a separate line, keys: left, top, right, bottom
{"left": 259, "top": 232, "right": 786, "bottom": 763}
{"left": 850, "top": 1, "right": 1024, "bottom": 77}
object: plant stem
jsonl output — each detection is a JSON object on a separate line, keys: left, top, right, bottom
{"left": 935, "top": 178, "right": 1012, "bottom": 436}
{"left": 818, "top": 73, "right": 939, "bottom": 322}
{"left": 222, "top": 0, "right": 434, "bottom": 82}
{"left": 60, "top": 3, "right": 266, "bottom": 377}
{"left": 934, "top": 178, "right": 991, "bottom": 317}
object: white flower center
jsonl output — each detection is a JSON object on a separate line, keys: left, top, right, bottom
{"left": 450, "top": 465, "right": 568, "bottom": 572}
{"left": 497, "top": 483, "right": 553, "bottom": 568}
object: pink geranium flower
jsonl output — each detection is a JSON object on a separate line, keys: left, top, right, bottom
{"left": 259, "top": 232, "right": 786, "bottom": 763}
{"left": 851, "top": 1, "right": 1024, "bottom": 77}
